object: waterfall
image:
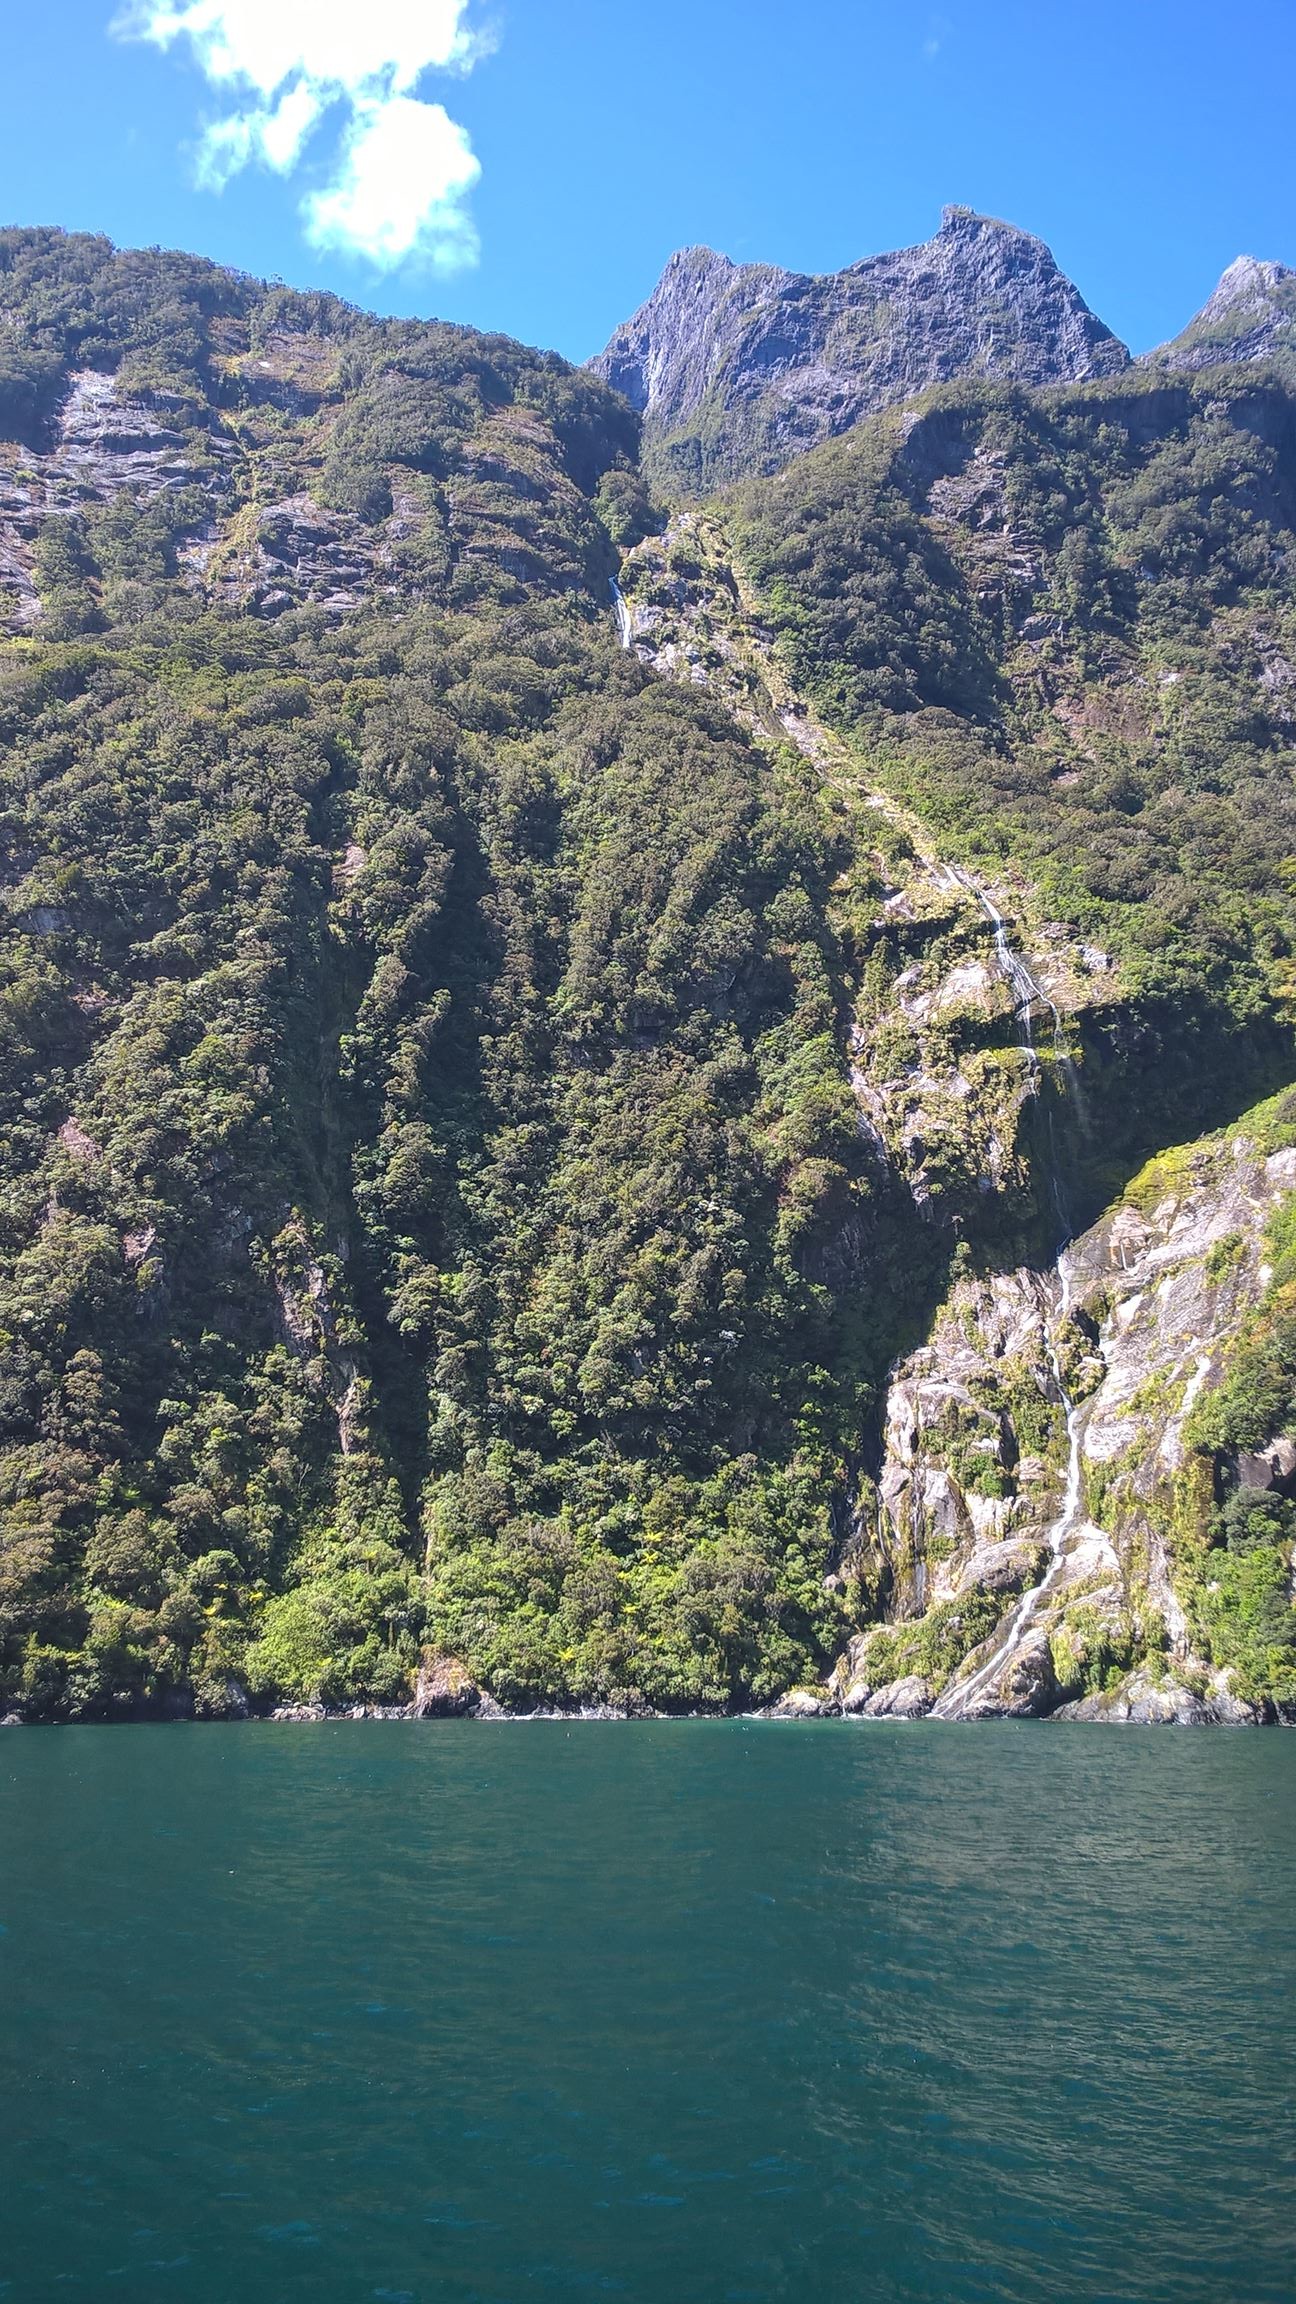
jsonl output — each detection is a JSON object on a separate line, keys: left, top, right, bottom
{"left": 943, "top": 866, "right": 1068, "bottom": 1086}
{"left": 610, "top": 580, "right": 634, "bottom": 652}
{"left": 930, "top": 1249, "right": 1084, "bottom": 1717}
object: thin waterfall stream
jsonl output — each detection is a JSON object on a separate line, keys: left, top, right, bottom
{"left": 610, "top": 579, "right": 634, "bottom": 651}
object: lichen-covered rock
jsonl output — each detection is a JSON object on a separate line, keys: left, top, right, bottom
{"left": 1205, "top": 1676, "right": 1266, "bottom": 1727}
{"left": 837, "top": 1676, "right": 875, "bottom": 1716}
{"left": 1064, "top": 1137, "right": 1296, "bottom": 1657}
{"left": 1052, "top": 1680, "right": 1192, "bottom": 1724}
{"left": 828, "top": 1113, "right": 1296, "bottom": 1724}
{"left": 956, "top": 1538, "right": 1048, "bottom": 1598}
{"left": 1050, "top": 1667, "right": 1249, "bottom": 1726}
{"left": 950, "top": 1626, "right": 1059, "bottom": 1719}
{"left": 769, "top": 1687, "right": 830, "bottom": 1718}
{"left": 854, "top": 1262, "right": 1073, "bottom": 1624}
{"left": 826, "top": 1632, "right": 878, "bottom": 1714}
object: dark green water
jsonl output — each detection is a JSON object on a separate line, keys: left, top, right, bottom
{"left": 2, "top": 1723, "right": 1295, "bottom": 2304}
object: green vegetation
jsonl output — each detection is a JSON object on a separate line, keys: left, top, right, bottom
{"left": 0, "top": 228, "right": 897, "bottom": 1718}
{"left": 732, "top": 372, "right": 1296, "bottom": 1163}
{"left": 1146, "top": 275, "right": 1296, "bottom": 378}
{"left": 0, "top": 596, "right": 885, "bottom": 1714}
{"left": 1163, "top": 1188, "right": 1296, "bottom": 1701}
{"left": 853, "top": 1589, "right": 1006, "bottom": 1694}
{"left": 1046, "top": 1600, "right": 1139, "bottom": 1702}
{"left": 4, "top": 227, "right": 1296, "bottom": 1717}
{"left": 1189, "top": 1193, "right": 1296, "bottom": 1460}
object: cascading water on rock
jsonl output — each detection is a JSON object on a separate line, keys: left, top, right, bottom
{"left": 930, "top": 878, "right": 1089, "bottom": 1718}
{"left": 610, "top": 580, "right": 634, "bottom": 651}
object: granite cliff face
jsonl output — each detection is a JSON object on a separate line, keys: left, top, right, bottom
{"left": 1145, "top": 255, "right": 1296, "bottom": 378}
{"left": 592, "top": 208, "right": 1130, "bottom": 491}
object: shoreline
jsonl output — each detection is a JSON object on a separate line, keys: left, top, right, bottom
{"left": 5, "top": 1698, "right": 1293, "bottom": 1730}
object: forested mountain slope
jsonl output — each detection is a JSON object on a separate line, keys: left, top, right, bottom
{"left": 0, "top": 228, "right": 878, "bottom": 1718}
{"left": 731, "top": 369, "right": 1296, "bottom": 1095}
{"left": 614, "top": 364, "right": 1296, "bottom": 1720}
{"left": 2, "top": 224, "right": 1296, "bottom": 1722}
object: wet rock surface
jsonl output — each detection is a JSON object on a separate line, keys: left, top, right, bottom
{"left": 830, "top": 1128, "right": 1296, "bottom": 1723}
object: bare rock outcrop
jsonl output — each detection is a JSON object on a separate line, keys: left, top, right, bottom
{"left": 1143, "top": 255, "right": 1296, "bottom": 377}
{"left": 593, "top": 208, "right": 1129, "bottom": 490}
{"left": 411, "top": 1653, "right": 486, "bottom": 1718}
{"left": 1053, "top": 1667, "right": 1262, "bottom": 1727}
{"left": 859, "top": 1674, "right": 934, "bottom": 1719}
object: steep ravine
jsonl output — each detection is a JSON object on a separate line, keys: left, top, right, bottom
{"left": 614, "top": 506, "right": 1107, "bottom": 1239}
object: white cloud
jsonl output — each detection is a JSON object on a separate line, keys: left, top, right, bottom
{"left": 193, "top": 78, "right": 323, "bottom": 188}
{"left": 305, "top": 97, "right": 480, "bottom": 272}
{"left": 123, "top": 0, "right": 481, "bottom": 94}
{"left": 258, "top": 79, "right": 325, "bottom": 173}
{"left": 117, "top": 0, "right": 490, "bottom": 270}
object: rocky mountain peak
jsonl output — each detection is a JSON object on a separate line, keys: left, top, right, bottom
{"left": 591, "top": 208, "right": 1129, "bottom": 491}
{"left": 1142, "top": 251, "right": 1296, "bottom": 375}
{"left": 1208, "top": 253, "right": 1294, "bottom": 309}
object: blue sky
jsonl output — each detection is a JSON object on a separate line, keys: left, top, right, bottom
{"left": 1, "top": 0, "right": 1293, "bottom": 361}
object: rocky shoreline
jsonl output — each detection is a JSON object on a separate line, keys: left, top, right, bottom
{"left": 5, "top": 1679, "right": 1292, "bottom": 1728}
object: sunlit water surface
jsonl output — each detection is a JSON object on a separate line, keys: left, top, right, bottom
{"left": 3, "top": 1721, "right": 1294, "bottom": 2302}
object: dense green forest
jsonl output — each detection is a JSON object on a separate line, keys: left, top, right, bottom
{"left": 2, "top": 228, "right": 1295, "bottom": 1717}
{"left": 0, "top": 229, "right": 895, "bottom": 1716}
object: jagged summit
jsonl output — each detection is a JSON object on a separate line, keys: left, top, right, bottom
{"left": 591, "top": 208, "right": 1130, "bottom": 492}
{"left": 1210, "top": 253, "right": 1294, "bottom": 305}
{"left": 1143, "top": 252, "right": 1296, "bottom": 375}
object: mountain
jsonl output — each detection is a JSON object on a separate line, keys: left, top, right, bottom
{"left": 591, "top": 207, "right": 1130, "bottom": 492}
{"left": 2, "top": 222, "right": 1296, "bottom": 1725}
{"left": 0, "top": 225, "right": 877, "bottom": 1721}
{"left": 1142, "top": 253, "right": 1296, "bottom": 377}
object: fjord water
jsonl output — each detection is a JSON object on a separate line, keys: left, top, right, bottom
{"left": 3, "top": 1725, "right": 1294, "bottom": 2304}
